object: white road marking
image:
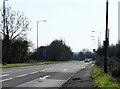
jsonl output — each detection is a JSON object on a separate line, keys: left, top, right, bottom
{"left": 17, "top": 70, "right": 24, "bottom": 72}
{"left": 30, "top": 71, "right": 38, "bottom": 74}
{"left": 17, "top": 74, "right": 28, "bottom": 78}
{"left": 82, "top": 67, "right": 85, "bottom": 69}
{"left": 0, "top": 78, "right": 13, "bottom": 82}
{"left": 2, "top": 71, "right": 12, "bottom": 74}
{"left": 0, "top": 74, "right": 9, "bottom": 77}
{"left": 39, "top": 75, "right": 50, "bottom": 80}
{"left": 48, "top": 68, "right": 52, "bottom": 69}
{"left": 41, "top": 70, "right": 45, "bottom": 71}
{"left": 63, "top": 69, "right": 68, "bottom": 70}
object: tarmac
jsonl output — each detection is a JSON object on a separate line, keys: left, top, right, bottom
{"left": 59, "top": 63, "right": 96, "bottom": 89}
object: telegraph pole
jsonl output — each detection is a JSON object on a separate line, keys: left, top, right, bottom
{"left": 104, "top": 0, "right": 109, "bottom": 73}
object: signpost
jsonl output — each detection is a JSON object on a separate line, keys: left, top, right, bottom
{"left": 43, "top": 50, "right": 47, "bottom": 61}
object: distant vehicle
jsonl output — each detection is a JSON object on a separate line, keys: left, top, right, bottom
{"left": 89, "top": 58, "right": 92, "bottom": 61}
{"left": 85, "top": 59, "right": 89, "bottom": 62}
{"left": 84, "top": 58, "right": 92, "bottom": 62}
{"left": 79, "top": 59, "right": 82, "bottom": 61}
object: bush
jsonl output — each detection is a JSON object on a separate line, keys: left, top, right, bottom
{"left": 92, "top": 65, "right": 120, "bottom": 88}
{"left": 96, "top": 57, "right": 120, "bottom": 78}
{"left": 95, "top": 57, "right": 104, "bottom": 67}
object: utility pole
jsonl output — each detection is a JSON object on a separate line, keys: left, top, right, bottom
{"left": 104, "top": 0, "right": 109, "bottom": 73}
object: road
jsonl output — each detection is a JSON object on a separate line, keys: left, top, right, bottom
{"left": 1, "top": 61, "right": 91, "bottom": 88}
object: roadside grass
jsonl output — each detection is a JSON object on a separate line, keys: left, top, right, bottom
{"left": 0, "top": 60, "right": 72, "bottom": 68}
{"left": 92, "top": 65, "right": 120, "bottom": 88}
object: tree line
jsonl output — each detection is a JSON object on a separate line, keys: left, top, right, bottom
{"left": 97, "top": 41, "right": 120, "bottom": 58}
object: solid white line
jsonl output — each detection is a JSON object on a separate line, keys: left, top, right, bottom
{"left": 0, "top": 78, "right": 13, "bottom": 82}
{"left": 30, "top": 71, "right": 38, "bottom": 74}
{"left": 17, "top": 74, "right": 28, "bottom": 78}
{"left": 39, "top": 75, "right": 50, "bottom": 80}
{"left": 0, "top": 74, "right": 9, "bottom": 77}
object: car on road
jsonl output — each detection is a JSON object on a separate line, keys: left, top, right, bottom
{"left": 89, "top": 58, "right": 92, "bottom": 61}
{"left": 85, "top": 59, "right": 89, "bottom": 62}
{"left": 84, "top": 58, "right": 92, "bottom": 62}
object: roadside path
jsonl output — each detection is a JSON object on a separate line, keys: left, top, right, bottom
{"left": 60, "top": 64, "right": 96, "bottom": 89}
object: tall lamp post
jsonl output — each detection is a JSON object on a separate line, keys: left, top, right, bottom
{"left": 104, "top": 0, "right": 109, "bottom": 73}
{"left": 37, "top": 20, "right": 47, "bottom": 50}
{"left": 92, "top": 31, "right": 101, "bottom": 48}
{"left": 90, "top": 36, "right": 97, "bottom": 61}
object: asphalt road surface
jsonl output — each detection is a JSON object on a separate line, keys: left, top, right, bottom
{"left": 1, "top": 61, "right": 92, "bottom": 88}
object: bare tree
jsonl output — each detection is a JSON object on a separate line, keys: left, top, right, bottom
{"left": 0, "top": 7, "right": 31, "bottom": 40}
{"left": 0, "top": 7, "right": 31, "bottom": 65}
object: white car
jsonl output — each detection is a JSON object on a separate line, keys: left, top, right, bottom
{"left": 85, "top": 58, "right": 92, "bottom": 62}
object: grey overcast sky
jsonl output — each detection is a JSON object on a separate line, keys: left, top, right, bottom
{"left": 1, "top": 0, "right": 119, "bottom": 52}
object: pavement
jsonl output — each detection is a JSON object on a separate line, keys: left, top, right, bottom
{"left": 59, "top": 63, "right": 96, "bottom": 89}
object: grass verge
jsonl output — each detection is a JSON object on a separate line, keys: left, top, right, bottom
{"left": 0, "top": 60, "right": 72, "bottom": 68}
{"left": 92, "top": 65, "right": 120, "bottom": 88}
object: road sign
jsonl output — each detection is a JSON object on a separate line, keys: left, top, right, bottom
{"left": 43, "top": 50, "right": 47, "bottom": 57}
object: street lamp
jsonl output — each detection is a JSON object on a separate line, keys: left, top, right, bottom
{"left": 37, "top": 20, "right": 47, "bottom": 50}
{"left": 91, "top": 31, "right": 101, "bottom": 48}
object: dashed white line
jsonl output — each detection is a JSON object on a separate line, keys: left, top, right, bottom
{"left": 0, "top": 74, "right": 9, "bottom": 77}
{"left": 48, "top": 68, "right": 52, "bottom": 69}
{"left": 17, "top": 74, "right": 28, "bottom": 78}
{"left": 30, "top": 71, "right": 38, "bottom": 74}
{"left": 41, "top": 70, "right": 45, "bottom": 71}
{"left": 63, "top": 69, "right": 68, "bottom": 70}
{"left": 17, "top": 70, "right": 24, "bottom": 72}
{"left": 2, "top": 71, "right": 12, "bottom": 74}
{"left": 0, "top": 78, "right": 13, "bottom": 82}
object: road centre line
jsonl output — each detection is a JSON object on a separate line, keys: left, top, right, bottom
{"left": 17, "top": 74, "right": 28, "bottom": 78}
{"left": 2, "top": 71, "right": 12, "bottom": 74}
{"left": 63, "top": 69, "right": 68, "bottom": 70}
{"left": 41, "top": 70, "right": 45, "bottom": 71}
{"left": 17, "top": 70, "right": 24, "bottom": 71}
{"left": 0, "top": 78, "right": 13, "bottom": 82}
{"left": 0, "top": 74, "right": 9, "bottom": 77}
{"left": 30, "top": 71, "right": 38, "bottom": 74}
